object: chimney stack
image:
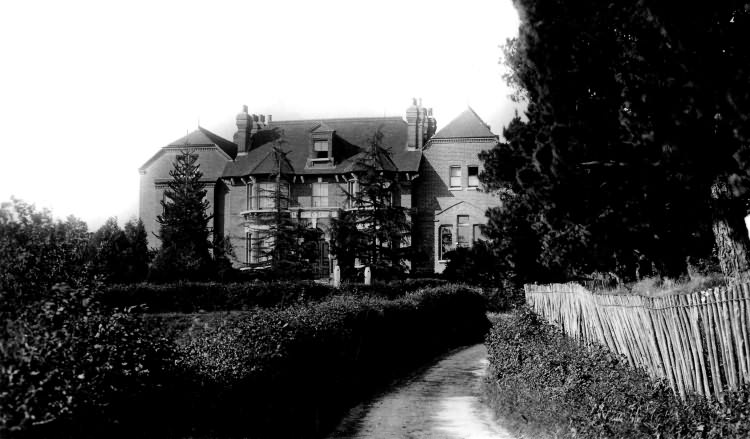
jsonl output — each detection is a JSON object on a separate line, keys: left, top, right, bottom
{"left": 406, "top": 98, "right": 434, "bottom": 150}
{"left": 234, "top": 105, "right": 251, "bottom": 155}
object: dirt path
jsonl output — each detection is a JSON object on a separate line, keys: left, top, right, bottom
{"left": 325, "top": 344, "right": 514, "bottom": 439}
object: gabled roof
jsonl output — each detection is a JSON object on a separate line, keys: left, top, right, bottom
{"left": 139, "top": 126, "right": 237, "bottom": 171}
{"left": 432, "top": 107, "right": 495, "bottom": 139}
{"left": 168, "top": 126, "right": 237, "bottom": 158}
{"left": 223, "top": 117, "right": 422, "bottom": 177}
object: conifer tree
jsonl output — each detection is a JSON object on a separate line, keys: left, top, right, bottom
{"left": 332, "top": 130, "right": 411, "bottom": 280}
{"left": 152, "top": 148, "right": 213, "bottom": 281}
{"left": 247, "top": 139, "right": 321, "bottom": 277}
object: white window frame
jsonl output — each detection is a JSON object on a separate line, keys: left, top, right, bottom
{"left": 457, "top": 215, "right": 471, "bottom": 248}
{"left": 439, "top": 225, "right": 453, "bottom": 261}
{"left": 312, "top": 181, "right": 329, "bottom": 207}
{"left": 449, "top": 166, "right": 462, "bottom": 189}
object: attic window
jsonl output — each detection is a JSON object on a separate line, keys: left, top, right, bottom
{"left": 314, "top": 140, "right": 329, "bottom": 159}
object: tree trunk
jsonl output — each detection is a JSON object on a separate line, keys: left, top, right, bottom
{"left": 711, "top": 181, "right": 750, "bottom": 287}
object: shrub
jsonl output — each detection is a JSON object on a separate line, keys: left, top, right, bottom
{"left": 98, "top": 278, "right": 450, "bottom": 313}
{"left": 0, "top": 284, "right": 171, "bottom": 438}
{"left": 484, "top": 308, "right": 750, "bottom": 438}
{"left": 149, "top": 284, "right": 489, "bottom": 438}
{"left": 99, "top": 281, "right": 334, "bottom": 312}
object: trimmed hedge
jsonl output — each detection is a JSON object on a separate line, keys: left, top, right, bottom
{"left": 141, "top": 284, "right": 488, "bottom": 438}
{"left": 1, "top": 284, "right": 172, "bottom": 438}
{"left": 485, "top": 308, "right": 750, "bottom": 439}
{"left": 98, "top": 278, "right": 448, "bottom": 313}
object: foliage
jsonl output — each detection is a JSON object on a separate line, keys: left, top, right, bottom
{"left": 0, "top": 199, "right": 170, "bottom": 438}
{"left": 151, "top": 148, "right": 215, "bottom": 281}
{"left": 0, "top": 198, "right": 90, "bottom": 310}
{"left": 443, "top": 239, "right": 503, "bottom": 286}
{"left": 155, "top": 284, "right": 489, "bottom": 438}
{"left": 98, "top": 278, "right": 450, "bottom": 313}
{"left": 331, "top": 130, "right": 411, "bottom": 281}
{"left": 483, "top": 1, "right": 750, "bottom": 283}
{"left": 442, "top": 239, "right": 522, "bottom": 310}
{"left": 88, "top": 217, "right": 150, "bottom": 283}
{"left": 1, "top": 285, "right": 171, "bottom": 437}
{"left": 245, "top": 140, "right": 325, "bottom": 279}
{"left": 484, "top": 308, "right": 750, "bottom": 438}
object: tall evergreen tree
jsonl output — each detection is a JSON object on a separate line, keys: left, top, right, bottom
{"left": 331, "top": 130, "right": 411, "bottom": 280}
{"left": 247, "top": 139, "right": 322, "bottom": 277}
{"left": 151, "top": 148, "right": 214, "bottom": 281}
{"left": 481, "top": 1, "right": 750, "bottom": 283}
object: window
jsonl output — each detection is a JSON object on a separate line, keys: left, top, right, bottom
{"left": 246, "top": 232, "right": 252, "bottom": 264}
{"left": 312, "top": 182, "right": 328, "bottom": 207}
{"left": 314, "top": 140, "right": 329, "bottom": 159}
{"left": 439, "top": 225, "right": 453, "bottom": 260}
{"left": 256, "top": 182, "right": 289, "bottom": 210}
{"left": 473, "top": 224, "right": 484, "bottom": 242}
{"left": 468, "top": 166, "right": 479, "bottom": 188}
{"left": 347, "top": 180, "right": 360, "bottom": 208}
{"left": 246, "top": 182, "right": 253, "bottom": 210}
{"left": 457, "top": 215, "right": 471, "bottom": 247}
{"left": 449, "top": 166, "right": 462, "bottom": 188}
{"left": 254, "top": 230, "right": 273, "bottom": 264}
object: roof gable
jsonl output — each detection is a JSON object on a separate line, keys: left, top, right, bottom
{"left": 432, "top": 107, "right": 495, "bottom": 139}
{"left": 168, "top": 127, "right": 237, "bottom": 158}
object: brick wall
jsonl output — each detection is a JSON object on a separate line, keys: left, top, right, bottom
{"left": 413, "top": 138, "right": 501, "bottom": 273}
{"left": 138, "top": 147, "right": 228, "bottom": 250}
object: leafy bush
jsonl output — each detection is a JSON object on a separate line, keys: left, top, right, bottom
{"left": 0, "top": 200, "right": 171, "bottom": 438}
{"left": 149, "top": 284, "right": 489, "bottom": 438}
{"left": 1, "top": 284, "right": 172, "bottom": 438}
{"left": 484, "top": 308, "right": 750, "bottom": 438}
{"left": 88, "top": 217, "right": 150, "bottom": 283}
{"left": 99, "top": 278, "right": 449, "bottom": 313}
{"left": 99, "top": 281, "right": 335, "bottom": 312}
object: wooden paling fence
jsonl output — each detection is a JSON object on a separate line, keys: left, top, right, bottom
{"left": 525, "top": 282, "right": 750, "bottom": 400}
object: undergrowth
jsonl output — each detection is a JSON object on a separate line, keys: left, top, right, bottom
{"left": 484, "top": 308, "right": 750, "bottom": 438}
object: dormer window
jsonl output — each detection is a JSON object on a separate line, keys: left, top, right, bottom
{"left": 307, "top": 122, "right": 334, "bottom": 168}
{"left": 314, "top": 140, "right": 329, "bottom": 159}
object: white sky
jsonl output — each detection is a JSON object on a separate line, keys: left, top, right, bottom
{"left": 0, "top": 0, "right": 521, "bottom": 230}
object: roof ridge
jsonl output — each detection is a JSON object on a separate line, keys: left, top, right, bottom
{"left": 271, "top": 116, "right": 404, "bottom": 124}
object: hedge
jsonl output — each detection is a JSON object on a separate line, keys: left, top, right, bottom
{"left": 141, "top": 283, "right": 489, "bottom": 438}
{"left": 484, "top": 308, "right": 750, "bottom": 439}
{"left": 1, "top": 284, "right": 172, "bottom": 438}
{"left": 98, "top": 278, "right": 448, "bottom": 313}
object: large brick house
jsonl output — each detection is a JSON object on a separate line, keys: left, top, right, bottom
{"left": 139, "top": 100, "right": 500, "bottom": 275}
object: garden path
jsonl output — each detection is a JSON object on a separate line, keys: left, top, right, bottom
{"left": 325, "top": 344, "right": 514, "bottom": 439}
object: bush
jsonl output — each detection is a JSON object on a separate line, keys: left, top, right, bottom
{"left": 1, "top": 284, "right": 171, "bottom": 438}
{"left": 148, "top": 284, "right": 489, "bottom": 438}
{"left": 484, "top": 308, "right": 750, "bottom": 438}
{"left": 98, "top": 281, "right": 335, "bottom": 312}
{"left": 98, "top": 278, "right": 450, "bottom": 313}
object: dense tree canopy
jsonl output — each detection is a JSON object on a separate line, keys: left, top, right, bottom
{"left": 482, "top": 0, "right": 750, "bottom": 282}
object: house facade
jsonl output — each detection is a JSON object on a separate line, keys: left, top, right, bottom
{"left": 138, "top": 100, "right": 501, "bottom": 275}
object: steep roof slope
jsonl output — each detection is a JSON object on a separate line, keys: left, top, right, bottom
{"left": 168, "top": 126, "right": 237, "bottom": 158}
{"left": 431, "top": 107, "right": 495, "bottom": 139}
{"left": 223, "top": 117, "right": 421, "bottom": 177}
{"left": 139, "top": 126, "right": 236, "bottom": 172}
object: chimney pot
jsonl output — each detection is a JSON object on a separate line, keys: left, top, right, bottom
{"left": 242, "top": 104, "right": 248, "bottom": 113}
